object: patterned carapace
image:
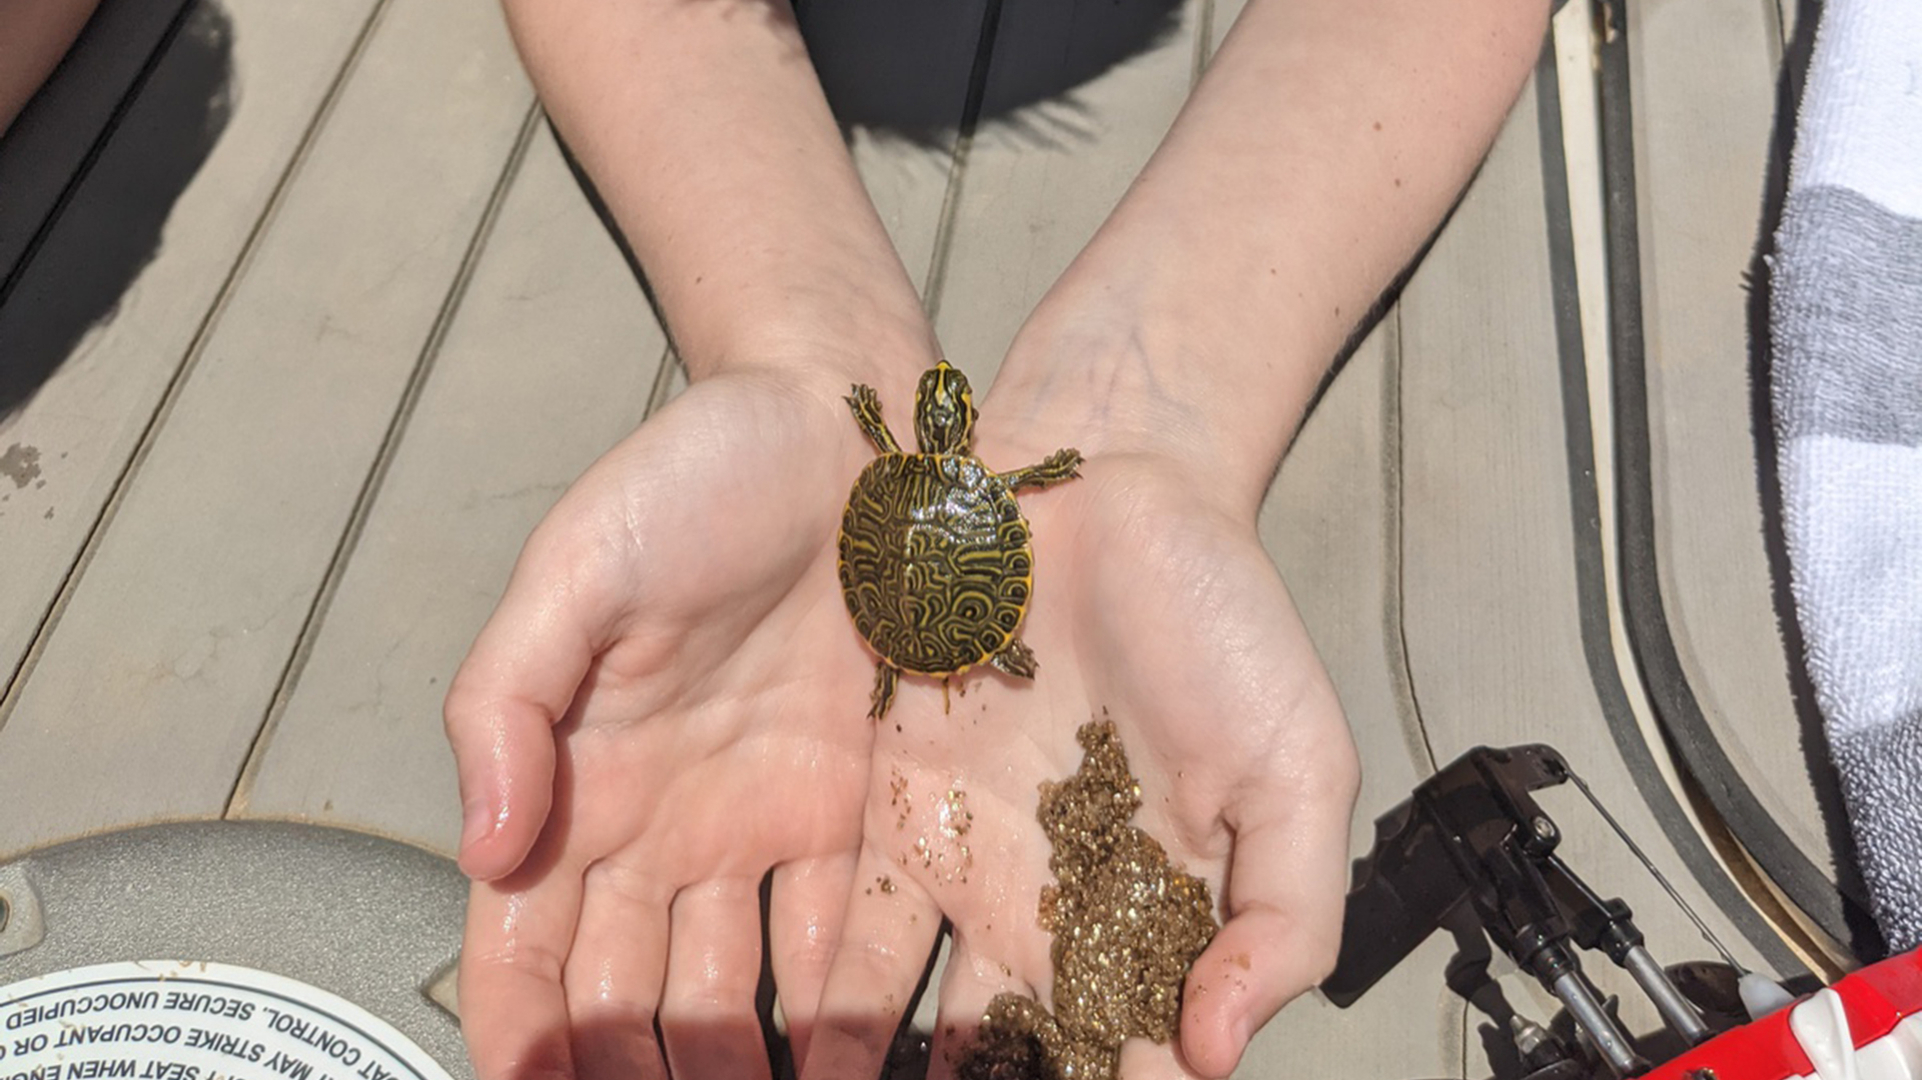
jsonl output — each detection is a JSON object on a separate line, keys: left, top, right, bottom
{"left": 838, "top": 361, "right": 1081, "bottom": 720}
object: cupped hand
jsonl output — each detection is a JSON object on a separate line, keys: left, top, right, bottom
{"left": 444, "top": 366, "right": 912, "bottom": 1080}
{"left": 800, "top": 419, "right": 1361, "bottom": 1080}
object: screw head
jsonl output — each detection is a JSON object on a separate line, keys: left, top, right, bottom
{"left": 1533, "top": 816, "right": 1557, "bottom": 840}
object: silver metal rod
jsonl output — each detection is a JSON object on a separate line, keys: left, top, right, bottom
{"left": 1551, "top": 971, "right": 1645, "bottom": 1076}
{"left": 1621, "top": 944, "right": 1711, "bottom": 1044}
{"left": 1567, "top": 767, "right": 1742, "bottom": 969}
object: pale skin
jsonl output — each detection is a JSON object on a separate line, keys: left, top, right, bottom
{"left": 0, "top": 0, "right": 105, "bottom": 137}
{"left": 444, "top": 1, "right": 1547, "bottom": 1079}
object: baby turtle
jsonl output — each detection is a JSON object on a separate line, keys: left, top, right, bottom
{"left": 839, "top": 361, "right": 1081, "bottom": 719}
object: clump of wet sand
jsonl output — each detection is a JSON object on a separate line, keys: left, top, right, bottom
{"left": 956, "top": 720, "right": 1218, "bottom": 1080}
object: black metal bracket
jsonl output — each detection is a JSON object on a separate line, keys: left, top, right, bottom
{"left": 1322, "top": 745, "right": 1717, "bottom": 1076}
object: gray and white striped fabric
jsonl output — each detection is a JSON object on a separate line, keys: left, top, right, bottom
{"left": 1770, "top": 0, "right": 1922, "bottom": 953}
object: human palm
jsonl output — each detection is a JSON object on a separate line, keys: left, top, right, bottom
{"left": 444, "top": 370, "right": 894, "bottom": 1080}
{"left": 803, "top": 440, "right": 1360, "bottom": 1080}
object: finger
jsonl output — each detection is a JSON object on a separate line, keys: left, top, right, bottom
{"left": 1119, "top": 1038, "right": 1209, "bottom": 1080}
{"left": 1178, "top": 758, "right": 1358, "bottom": 1079}
{"left": 444, "top": 534, "right": 611, "bottom": 880}
{"left": 921, "top": 946, "right": 1200, "bottom": 1080}
{"left": 923, "top": 934, "right": 1037, "bottom": 1080}
{"left": 658, "top": 877, "right": 775, "bottom": 1080}
{"left": 767, "top": 852, "right": 858, "bottom": 1069}
{"left": 460, "top": 866, "right": 588, "bottom": 1080}
{"left": 562, "top": 862, "right": 674, "bottom": 1080}
{"left": 799, "top": 846, "right": 943, "bottom": 1080}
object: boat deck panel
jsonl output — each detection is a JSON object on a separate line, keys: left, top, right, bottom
{"left": 0, "top": 0, "right": 1838, "bottom": 1072}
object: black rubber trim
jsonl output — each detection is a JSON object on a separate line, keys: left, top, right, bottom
{"left": 1593, "top": 0, "right": 1878, "bottom": 957}
{"left": 1534, "top": 45, "right": 1804, "bottom": 978}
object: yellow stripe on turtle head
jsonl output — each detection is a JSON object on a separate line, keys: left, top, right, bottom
{"left": 915, "top": 360, "right": 977, "bottom": 454}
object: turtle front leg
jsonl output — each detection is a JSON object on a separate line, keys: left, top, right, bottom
{"left": 869, "top": 662, "right": 900, "bottom": 720}
{"left": 990, "top": 638, "right": 1038, "bottom": 679}
{"left": 846, "top": 385, "right": 903, "bottom": 455}
{"left": 1000, "top": 448, "right": 1083, "bottom": 492}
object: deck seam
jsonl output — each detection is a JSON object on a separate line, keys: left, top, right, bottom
{"left": 0, "top": 0, "right": 396, "bottom": 730}
{"left": 919, "top": 0, "right": 1005, "bottom": 325}
{"left": 1190, "top": 0, "right": 1216, "bottom": 80}
{"left": 1457, "top": 995, "right": 1470, "bottom": 1080}
{"left": 643, "top": 344, "right": 682, "bottom": 417}
{"left": 226, "top": 101, "right": 543, "bottom": 817}
{"left": 1386, "top": 306, "right": 1438, "bottom": 776}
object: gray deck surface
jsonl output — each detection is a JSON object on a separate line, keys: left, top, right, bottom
{"left": 0, "top": 0, "right": 1847, "bottom": 1074}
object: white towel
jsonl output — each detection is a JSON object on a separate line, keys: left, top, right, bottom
{"left": 1771, "top": 0, "right": 1922, "bottom": 953}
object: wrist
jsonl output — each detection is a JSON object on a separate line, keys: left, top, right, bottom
{"left": 676, "top": 302, "right": 940, "bottom": 469}
{"left": 682, "top": 280, "right": 939, "bottom": 404}
{"left": 978, "top": 291, "right": 1323, "bottom": 522}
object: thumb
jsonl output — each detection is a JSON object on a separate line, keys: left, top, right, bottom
{"left": 1179, "top": 753, "right": 1357, "bottom": 1078}
{"left": 443, "top": 538, "right": 610, "bottom": 880}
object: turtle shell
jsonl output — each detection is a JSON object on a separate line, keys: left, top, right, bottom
{"left": 838, "top": 451, "right": 1033, "bottom": 675}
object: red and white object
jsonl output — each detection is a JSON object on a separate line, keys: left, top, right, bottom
{"left": 1648, "top": 951, "right": 1922, "bottom": 1080}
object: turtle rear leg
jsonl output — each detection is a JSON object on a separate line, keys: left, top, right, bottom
{"left": 846, "top": 384, "right": 903, "bottom": 455}
{"left": 869, "top": 663, "right": 899, "bottom": 720}
{"left": 990, "top": 638, "right": 1038, "bottom": 679}
{"left": 1000, "top": 448, "right": 1083, "bottom": 492}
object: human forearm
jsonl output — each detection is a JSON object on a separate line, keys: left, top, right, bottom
{"left": 501, "top": 0, "right": 935, "bottom": 389}
{"left": 986, "top": 0, "right": 1548, "bottom": 511}
{"left": 0, "top": 0, "right": 102, "bottom": 136}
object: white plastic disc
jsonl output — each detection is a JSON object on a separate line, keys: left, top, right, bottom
{"left": 0, "top": 961, "right": 455, "bottom": 1080}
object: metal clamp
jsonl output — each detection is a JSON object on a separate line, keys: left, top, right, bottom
{"left": 1323, "top": 745, "right": 1726, "bottom": 1076}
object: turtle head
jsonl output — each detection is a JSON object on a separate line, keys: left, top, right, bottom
{"left": 914, "top": 360, "right": 976, "bottom": 453}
